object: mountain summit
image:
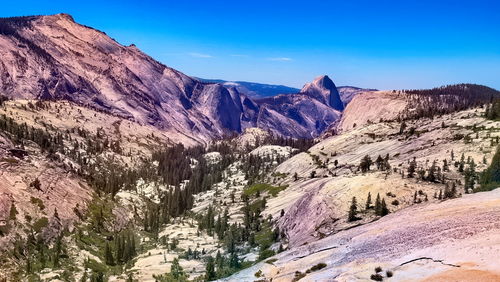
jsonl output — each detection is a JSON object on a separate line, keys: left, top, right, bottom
{"left": 301, "top": 75, "right": 344, "bottom": 111}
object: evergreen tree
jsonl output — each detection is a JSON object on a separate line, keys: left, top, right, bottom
{"left": 374, "top": 193, "right": 381, "bottom": 215}
{"left": 479, "top": 145, "right": 500, "bottom": 191}
{"left": 365, "top": 192, "right": 372, "bottom": 209}
{"left": 359, "top": 155, "right": 372, "bottom": 173}
{"left": 408, "top": 158, "right": 417, "bottom": 178}
{"left": 105, "top": 242, "right": 115, "bottom": 266}
{"left": 464, "top": 160, "right": 477, "bottom": 193}
{"left": 375, "top": 155, "right": 384, "bottom": 170}
{"left": 205, "top": 256, "right": 216, "bottom": 281}
{"left": 348, "top": 197, "right": 359, "bottom": 222}
{"left": 170, "top": 258, "right": 185, "bottom": 280}
{"left": 380, "top": 199, "right": 389, "bottom": 216}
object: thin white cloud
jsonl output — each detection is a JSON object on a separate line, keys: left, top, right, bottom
{"left": 267, "top": 57, "right": 293, "bottom": 62}
{"left": 230, "top": 54, "right": 249, "bottom": 57}
{"left": 188, "top": 52, "right": 213, "bottom": 58}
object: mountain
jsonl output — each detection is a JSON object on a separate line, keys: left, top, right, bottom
{"left": 337, "top": 85, "right": 377, "bottom": 106}
{"left": 196, "top": 78, "right": 300, "bottom": 99}
{"left": 254, "top": 75, "right": 343, "bottom": 137}
{"left": 300, "top": 75, "right": 344, "bottom": 111}
{"left": 0, "top": 14, "right": 250, "bottom": 142}
{"left": 0, "top": 14, "right": 343, "bottom": 140}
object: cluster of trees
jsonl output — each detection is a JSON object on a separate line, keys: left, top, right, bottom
{"left": 434, "top": 183, "right": 458, "bottom": 200}
{"left": 478, "top": 145, "right": 500, "bottom": 192}
{"left": 359, "top": 154, "right": 390, "bottom": 173}
{"left": 348, "top": 193, "right": 389, "bottom": 222}
{"left": 10, "top": 233, "right": 66, "bottom": 278}
{"left": 240, "top": 153, "right": 287, "bottom": 185}
{"left": 485, "top": 99, "right": 500, "bottom": 120}
{"left": 261, "top": 135, "right": 316, "bottom": 153}
{"left": 104, "top": 229, "right": 137, "bottom": 266}
{"left": 401, "top": 84, "right": 500, "bottom": 120}
{"left": 153, "top": 257, "right": 188, "bottom": 281}
{"left": 407, "top": 158, "right": 446, "bottom": 183}
{"left": 196, "top": 194, "right": 283, "bottom": 280}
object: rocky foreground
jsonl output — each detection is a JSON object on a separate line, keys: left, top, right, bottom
{"left": 225, "top": 189, "right": 500, "bottom": 281}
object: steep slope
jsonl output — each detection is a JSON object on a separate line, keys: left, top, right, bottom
{"left": 255, "top": 75, "right": 343, "bottom": 138}
{"left": 301, "top": 75, "right": 344, "bottom": 111}
{"left": 223, "top": 103, "right": 500, "bottom": 281}
{"left": 0, "top": 14, "right": 246, "bottom": 142}
{"left": 338, "top": 90, "right": 408, "bottom": 132}
{"left": 0, "top": 14, "right": 349, "bottom": 140}
{"left": 225, "top": 189, "right": 500, "bottom": 281}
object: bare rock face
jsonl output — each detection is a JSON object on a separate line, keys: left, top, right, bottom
{"left": 338, "top": 90, "right": 408, "bottom": 132}
{"left": 254, "top": 75, "right": 343, "bottom": 138}
{"left": 0, "top": 14, "right": 346, "bottom": 140}
{"left": 0, "top": 14, "right": 245, "bottom": 141}
{"left": 301, "top": 75, "right": 344, "bottom": 111}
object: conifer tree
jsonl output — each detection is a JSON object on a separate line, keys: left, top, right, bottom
{"left": 380, "top": 199, "right": 389, "bottom": 216}
{"left": 360, "top": 155, "right": 372, "bottom": 173}
{"left": 205, "top": 256, "right": 216, "bottom": 281}
{"left": 365, "top": 192, "right": 372, "bottom": 209}
{"left": 408, "top": 158, "right": 417, "bottom": 178}
{"left": 348, "top": 197, "right": 359, "bottom": 222}
{"left": 375, "top": 193, "right": 381, "bottom": 214}
{"left": 105, "top": 242, "right": 115, "bottom": 266}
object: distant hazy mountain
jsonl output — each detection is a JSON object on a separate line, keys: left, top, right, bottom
{"left": 196, "top": 78, "right": 300, "bottom": 99}
{"left": 337, "top": 86, "right": 378, "bottom": 106}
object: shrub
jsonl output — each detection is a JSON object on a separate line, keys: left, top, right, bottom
{"left": 254, "top": 270, "right": 263, "bottom": 278}
{"left": 386, "top": 270, "right": 393, "bottom": 277}
{"left": 375, "top": 266, "right": 383, "bottom": 273}
{"left": 370, "top": 273, "right": 383, "bottom": 281}
{"left": 310, "top": 263, "right": 327, "bottom": 272}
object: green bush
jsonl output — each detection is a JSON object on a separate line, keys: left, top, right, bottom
{"left": 244, "top": 183, "right": 287, "bottom": 197}
{"left": 32, "top": 217, "right": 49, "bottom": 233}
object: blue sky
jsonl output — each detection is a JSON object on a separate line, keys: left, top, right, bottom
{"left": 1, "top": 0, "right": 499, "bottom": 89}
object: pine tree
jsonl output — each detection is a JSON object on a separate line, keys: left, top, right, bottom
{"left": 365, "top": 192, "right": 372, "bottom": 209}
{"left": 348, "top": 197, "right": 358, "bottom": 222}
{"left": 374, "top": 193, "right": 381, "bottom": 215}
{"left": 9, "top": 202, "right": 18, "bottom": 220}
{"left": 360, "top": 155, "right": 372, "bottom": 173}
{"left": 459, "top": 153, "right": 465, "bottom": 172}
{"left": 428, "top": 160, "right": 437, "bottom": 182}
{"left": 443, "top": 159, "right": 449, "bottom": 171}
{"left": 479, "top": 145, "right": 500, "bottom": 191}
{"left": 408, "top": 158, "right": 417, "bottom": 178}
{"left": 205, "top": 256, "right": 216, "bottom": 281}
{"left": 376, "top": 155, "right": 384, "bottom": 170}
{"left": 384, "top": 154, "right": 391, "bottom": 171}
{"left": 380, "top": 199, "right": 389, "bottom": 216}
{"left": 170, "top": 257, "right": 185, "bottom": 280}
{"left": 105, "top": 242, "right": 115, "bottom": 266}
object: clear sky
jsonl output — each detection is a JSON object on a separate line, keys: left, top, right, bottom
{"left": 1, "top": 0, "right": 499, "bottom": 89}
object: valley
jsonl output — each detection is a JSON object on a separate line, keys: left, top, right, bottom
{"left": 0, "top": 12, "right": 499, "bottom": 282}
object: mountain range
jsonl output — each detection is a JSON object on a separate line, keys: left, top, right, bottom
{"left": 0, "top": 14, "right": 371, "bottom": 141}
{"left": 2, "top": 12, "right": 500, "bottom": 282}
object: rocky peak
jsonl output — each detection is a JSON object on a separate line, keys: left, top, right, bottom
{"left": 300, "top": 75, "right": 344, "bottom": 111}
